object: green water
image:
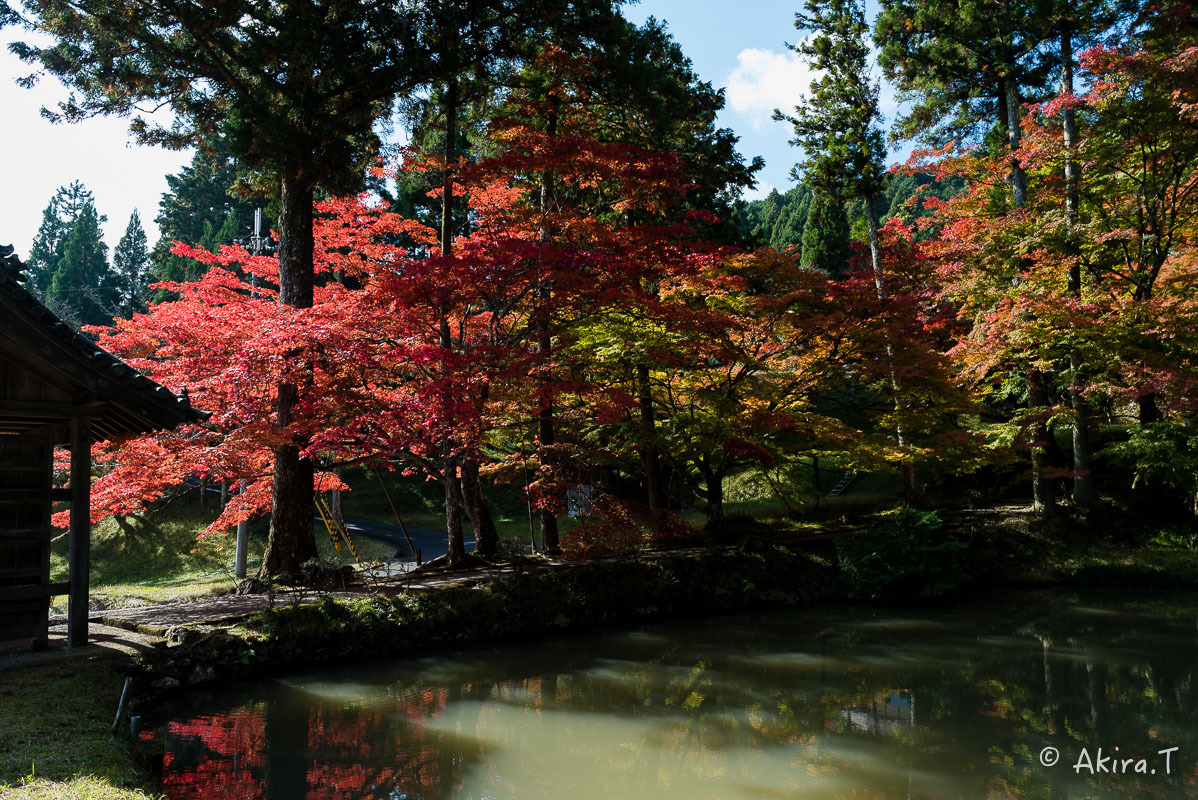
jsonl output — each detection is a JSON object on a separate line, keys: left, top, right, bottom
{"left": 154, "top": 590, "right": 1198, "bottom": 799}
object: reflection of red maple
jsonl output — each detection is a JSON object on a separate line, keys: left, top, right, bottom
{"left": 162, "top": 709, "right": 267, "bottom": 799}
{"left": 159, "top": 689, "right": 464, "bottom": 800}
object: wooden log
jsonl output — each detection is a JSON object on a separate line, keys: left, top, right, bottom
{"left": 0, "top": 582, "right": 70, "bottom": 601}
{"left": 0, "top": 528, "right": 55, "bottom": 542}
{"left": 0, "top": 488, "right": 71, "bottom": 502}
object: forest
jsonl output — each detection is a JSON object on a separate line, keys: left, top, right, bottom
{"left": 8, "top": 0, "right": 1198, "bottom": 578}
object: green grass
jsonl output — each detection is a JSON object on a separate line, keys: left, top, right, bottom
{"left": 47, "top": 498, "right": 401, "bottom": 614}
{"left": 48, "top": 503, "right": 259, "bottom": 614}
{"left": 0, "top": 662, "right": 159, "bottom": 799}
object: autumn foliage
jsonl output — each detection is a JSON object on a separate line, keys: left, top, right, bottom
{"left": 73, "top": 14, "right": 1198, "bottom": 559}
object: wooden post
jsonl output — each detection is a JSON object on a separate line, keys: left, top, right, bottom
{"left": 67, "top": 414, "right": 91, "bottom": 648}
{"left": 34, "top": 441, "right": 53, "bottom": 650}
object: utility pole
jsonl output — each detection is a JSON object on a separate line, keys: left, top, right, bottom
{"left": 234, "top": 208, "right": 273, "bottom": 579}
{"left": 235, "top": 480, "right": 250, "bottom": 579}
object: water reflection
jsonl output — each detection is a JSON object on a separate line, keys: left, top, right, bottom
{"left": 154, "top": 590, "right": 1198, "bottom": 799}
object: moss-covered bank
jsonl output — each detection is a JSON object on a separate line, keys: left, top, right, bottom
{"left": 129, "top": 509, "right": 1198, "bottom": 705}
{"left": 132, "top": 539, "right": 838, "bottom": 699}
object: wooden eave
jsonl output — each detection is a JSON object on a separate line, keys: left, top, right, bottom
{"left": 0, "top": 246, "right": 202, "bottom": 444}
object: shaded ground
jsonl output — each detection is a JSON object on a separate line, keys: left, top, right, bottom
{"left": 0, "top": 623, "right": 161, "bottom": 672}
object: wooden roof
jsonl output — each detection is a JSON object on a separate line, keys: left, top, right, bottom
{"left": 0, "top": 244, "right": 202, "bottom": 444}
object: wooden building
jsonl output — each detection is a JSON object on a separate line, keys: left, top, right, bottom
{"left": 0, "top": 244, "right": 199, "bottom": 650}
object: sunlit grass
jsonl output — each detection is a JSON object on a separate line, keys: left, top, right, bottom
{"left": 0, "top": 776, "right": 159, "bottom": 799}
{"left": 47, "top": 503, "right": 258, "bottom": 614}
{"left": 46, "top": 498, "right": 401, "bottom": 614}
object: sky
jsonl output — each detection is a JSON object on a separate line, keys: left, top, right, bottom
{"left": 0, "top": 0, "right": 897, "bottom": 258}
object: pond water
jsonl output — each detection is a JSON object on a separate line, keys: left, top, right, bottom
{"left": 152, "top": 590, "right": 1198, "bottom": 799}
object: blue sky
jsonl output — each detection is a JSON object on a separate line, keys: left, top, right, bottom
{"left": 625, "top": 0, "right": 811, "bottom": 195}
{"left": 0, "top": 1, "right": 896, "bottom": 256}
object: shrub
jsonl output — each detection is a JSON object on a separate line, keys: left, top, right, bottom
{"left": 560, "top": 495, "right": 701, "bottom": 560}
{"left": 836, "top": 508, "right": 969, "bottom": 599}
{"left": 561, "top": 495, "right": 649, "bottom": 560}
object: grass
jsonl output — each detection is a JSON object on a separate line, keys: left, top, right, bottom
{"left": 0, "top": 661, "right": 159, "bottom": 799}
{"left": 0, "top": 776, "right": 158, "bottom": 800}
{"left": 47, "top": 497, "right": 399, "bottom": 615}
{"left": 48, "top": 502, "right": 258, "bottom": 614}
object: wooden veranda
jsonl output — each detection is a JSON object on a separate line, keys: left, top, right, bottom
{"left": 0, "top": 244, "right": 199, "bottom": 650}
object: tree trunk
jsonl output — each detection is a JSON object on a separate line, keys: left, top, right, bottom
{"left": 1138, "top": 393, "right": 1161, "bottom": 425}
{"left": 1061, "top": 25, "right": 1080, "bottom": 230}
{"left": 812, "top": 455, "right": 821, "bottom": 509}
{"left": 1069, "top": 350, "right": 1096, "bottom": 509}
{"left": 537, "top": 378, "right": 559, "bottom": 553}
{"left": 443, "top": 456, "right": 467, "bottom": 565}
{"left": 864, "top": 198, "right": 915, "bottom": 497}
{"left": 637, "top": 363, "right": 664, "bottom": 512}
{"left": 438, "top": 73, "right": 467, "bottom": 566}
{"left": 703, "top": 464, "right": 724, "bottom": 531}
{"left": 261, "top": 166, "right": 318, "bottom": 578}
{"left": 1003, "top": 72, "right": 1028, "bottom": 209}
{"left": 1060, "top": 23, "right": 1096, "bottom": 512}
{"left": 441, "top": 74, "right": 458, "bottom": 254}
{"left": 460, "top": 457, "right": 499, "bottom": 557}
{"left": 331, "top": 464, "right": 345, "bottom": 530}
{"left": 1028, "top": 370, "right": 1057, "bottom": 518}
{"left": 536, "top": 105, "right": 561, "bottom": 555}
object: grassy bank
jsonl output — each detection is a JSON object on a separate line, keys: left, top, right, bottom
{"left": 47, "top": 500, "right": 395, "bottom": 615}
{"left": 0, "top": 661, "right": 159, "bottom": 800}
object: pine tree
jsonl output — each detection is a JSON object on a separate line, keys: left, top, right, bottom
{"left": 25, "top": 181, "right": 104, "bottom": 299}
{"left": 873, "top": 0, "right": 1059, "bottom": 206}
{"left": 112, "top": 210, "right": 150, "bottom": 318}
{"left": 780, "top": 0, "right": 887, "bottom": 272}
{"left": 781, "top": 0, "right": 915, "bottom": 494}
{"left": 46, "top": 200, "right": 117, "bottom": 329}
{"left": 26, "top": 204, "right": 68, "bottom": 300}
{"left": 772, "top": 188, "right": 812, "bottom": 251}
{"left": 800, "top": 194, "right": 851, "bottom": 277}
{"left": 14, "top": 0, "right": 435, "bottom": 577}
{"left": 151, "top": 140, "right": 266, "bottom": 286}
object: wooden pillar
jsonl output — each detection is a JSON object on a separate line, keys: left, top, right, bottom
{"left": 35, "top": 440, "right": 52, "bottom": 651}
{"left": 67, "top": 414, "right": 91, "bottom": 648}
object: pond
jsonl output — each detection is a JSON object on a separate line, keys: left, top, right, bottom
{"left": 150, "top": 590, "right": 1198, "bottom": 799}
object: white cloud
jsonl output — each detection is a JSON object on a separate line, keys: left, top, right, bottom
{"left": 741, "top": 180, "right": 775, "bottom": 202}
{"left": 724, "top": 48, "right": 815, "bottom": 129}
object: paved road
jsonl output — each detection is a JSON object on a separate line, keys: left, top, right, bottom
{"left": 190, "top": 479, "right": 470, "bottom": 565}
{"left": 333, "top": 514, "right": 472, "bottom": 565}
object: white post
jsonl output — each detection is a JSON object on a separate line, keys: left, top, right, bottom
{"left": 235, "top": 480, "right": 249, "bottom": 579}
